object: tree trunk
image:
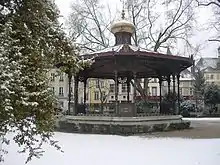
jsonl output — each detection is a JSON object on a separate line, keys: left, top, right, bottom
{"left": 100, "top": 100, "right": 104, "bottom": 114}
{"left": 68, "top": 74, "right": 72, "bottom": 115}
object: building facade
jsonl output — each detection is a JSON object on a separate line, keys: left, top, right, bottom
{"left": 196, "top": 47, "right": 220, "bottom": 86}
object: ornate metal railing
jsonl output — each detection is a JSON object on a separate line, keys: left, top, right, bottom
{"left": 59, "top": 102, "right": 174, "bottom": 116}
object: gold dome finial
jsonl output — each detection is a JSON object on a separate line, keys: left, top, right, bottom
{"left": 121, "top": 9, "right": 125, "bottom": 19}
{"left": 110, "top": 1, "right": 135, "bottom": 35}
{"left": 121, "top": 0, "right": 125, "bottom": 19}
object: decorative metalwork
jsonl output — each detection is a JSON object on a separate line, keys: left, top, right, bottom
{"left": 78, "top": 76, "right": 84, "bottom": 81}
{"left": 118, "top": 77, "right": 127, "bottom": 83}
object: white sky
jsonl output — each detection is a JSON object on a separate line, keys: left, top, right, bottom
{"left": 55, "top": 0, "right": 219, "bottom": 58}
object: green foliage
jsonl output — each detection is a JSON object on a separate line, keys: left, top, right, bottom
{"left": 180, "top": 100, "right": 195, "bottom": 117}
{"left": 152, "top": 124, "right": 167, "bottom": 131}
{"left": 180, "top": 100, "right": 195, "bottom": 112}
{"left": 163, "top": 92, "right": 184, "bottom": 103}
{"left": 136, "top": 100, "right": 156, "bottom": 113}
{"left": 193, "top": 69, "right": 206, "bottom": 96}
{"left": 204, "top": 84, "right": 220, "bottom": 107}
{"left": 168, "top": 122, "right": 191, "bottom": 130}
{"left": 0, "top": 0, "right": 83, "bottom": 163}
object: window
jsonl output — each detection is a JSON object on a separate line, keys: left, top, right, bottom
{"left": 51, "top": 73, "right": 55, "bottom": 81}
{"left": 180, "top": 88, "right": 182, "bottom": 95}
{"left": 59, "top": 73, "right": 64, "bottom": 81}
{"left": 101, "top": 91, "right": 106, "bottom": 99}
{"left": 206, "top": 75, "right": 209, "bottom": 79}
{"left": 100, "top": 81, "right": 104, "bottom": 88}
{"left": 123, "top": 95, "right": 126, "bottom": 99}
{"left": 110, "top": 84, "right": 114, "bottom": 92}
{"left": 153, "top": 78, "right": 157, "bottom": 83}
{"left": 94, "top": 91, "right": 99, "bottom": 100}
{"left": 59, "top": 101, "right": 64, "bottom": 107}
{"left": 59, "top": 87, "right": 64, "bottom": 96}
{"left": 86, "top": 93, "right": 89, "bottom": 101}
{"left": 95, "top": 79, "right": 104, "bottom": 88}
{"left": 122, "top": 83, "right": 127, "bottom": 93}
{"left": 210, "top": 74, "right": 214, "bottom": 80}
{"left": 111, "top": 95, "right": 114, "bottom": 99}
{"left": 51, "top": 87, "right": 55, "bottom": 94}
{"left": 80, "top": 97, "right": 83, "bottom": 103}
{"left": 152, "top": 87, "right": 157, "bottom": 96}
{"left": 189, "top": 88, "right": 193, "bottom": 96}
{"left": 95, "top": 79, "right": 99, "bottom": 88}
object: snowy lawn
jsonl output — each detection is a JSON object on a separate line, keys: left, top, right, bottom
{"left": 2, "top": 133, "right": 220, "bottom": 165}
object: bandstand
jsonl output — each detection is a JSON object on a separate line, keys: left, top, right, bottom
{"left": 73, "top": 11, "right": 194, "bottom": 117}
{"left": 56, "top": 11, "right": 193, "bottom": 135}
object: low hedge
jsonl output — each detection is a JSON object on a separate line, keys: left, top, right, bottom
{"left": 153, "top": 124, "right": 167, "bottom": 132}
{"left": 167, "top": 121, "right": 190, "bottom": 131}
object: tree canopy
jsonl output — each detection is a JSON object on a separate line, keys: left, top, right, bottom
{"left": 0, "top": 0, "right": 84, "bottom": 163}
{"left": 196, "top": 0, "right": 220, "bottom": 42}
{"left": 193, "top": 68, "right": 206, "bottom": 96}
{"left": 204, "top": 83, "right": 220, "bottom": 108}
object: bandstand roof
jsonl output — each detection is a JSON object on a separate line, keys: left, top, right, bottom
{"left": 77, "top": 10, "right": 194, "bottom": 80}
{"left": 78, "top": 44, "right": 194, "bottom": 80}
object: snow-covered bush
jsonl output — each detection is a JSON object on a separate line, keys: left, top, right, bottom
{"left": 180, "top": 100, "right": 195, "bottom": 112}
{"left": 180, "top": 100, "right": 195, "bottom": 117}
{"left": 0, "top": 0, "right": 79, "bottom": 163}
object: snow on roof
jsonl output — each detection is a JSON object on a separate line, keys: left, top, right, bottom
{"left": 80, "top": 45, "right": 123, "bottom": 56}
{"left": 129, "top": 45, "right": 154, "bottom": 53}
{"left": 180, "top": 69, "right": 194, "bottom": 81}
{"left": 81, "top": 44, "right": 157, "bottom": 56}
{"left": 196, "top": 57, "right": 218, "bottom": 70}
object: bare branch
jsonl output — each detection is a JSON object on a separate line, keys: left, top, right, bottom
{"left": 208, "top": 39, "right": 220, "bottom": 42}
{"left": 196, "top": 0, "right": 220, "bottom": 8}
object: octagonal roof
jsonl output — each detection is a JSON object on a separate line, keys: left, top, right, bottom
{"left": 78, "top": 44, "right": 194, "bottom": 80}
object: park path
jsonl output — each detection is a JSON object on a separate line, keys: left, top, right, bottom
{"left": 141, "top": 118, "right": 220, "bottom": 139}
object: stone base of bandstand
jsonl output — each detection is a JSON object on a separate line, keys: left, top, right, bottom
{"left": 55, "top": 115, "right": 191, "bottom": 135}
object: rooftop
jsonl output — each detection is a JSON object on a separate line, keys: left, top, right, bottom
{"left": 196, "top": 57, "right": 219, "bottom": 71}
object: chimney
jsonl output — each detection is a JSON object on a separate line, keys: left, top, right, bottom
{"left": 191, "top": 61, "right": 195, "bottom": 74}
{"left": 166, "top": 47, "right": 172, "bottom": 55}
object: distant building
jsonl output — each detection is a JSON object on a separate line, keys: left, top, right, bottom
{"left": 48, "top": 67, "right": 195, "bottom": 112}
{"left": 161, "top": 69, "right": 194, "bottom": 100}
{"left": 196, "top": 46, "right": 220, "bottom": 86}
{"left": 179, "top": 69, "right": 194, "bottom": 99}
{"left": 50, "top": 46, "right": 220, "bottom": 111}
{"left": 48, "top": 69, "right": 84, "bottom": 111}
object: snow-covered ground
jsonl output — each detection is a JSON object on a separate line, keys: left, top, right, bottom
{"left": 183, "top": 118, "right": 220, "bottom": 121}
{"left": 2, "top": 133, "right": 220, "bottom": 165}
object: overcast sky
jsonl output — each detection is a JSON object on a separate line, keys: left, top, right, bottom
{"left": 55, "top": 0, "right": 219, "bottom": 58}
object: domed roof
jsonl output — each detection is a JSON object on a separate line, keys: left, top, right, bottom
{"left": 110, "top": 10, "right": 135, "bottom": 35}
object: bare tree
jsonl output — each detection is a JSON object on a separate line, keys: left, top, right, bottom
{"left": 126, "top": 0, "right": 196, "bottom": 100}
{"left": 67, "top": 0, "right": 197, "bottom": 101}
{"left": 97, "top": 79, "right": 110, "bottom": 113}
{"left": 67, "top": 0, "right": 114, "bottom": 51}
{"left": 88, "top": 79, "right": 110, "bottom": 113}
{"left": 195, "top": 0, "right": 220, "bottom": 42}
